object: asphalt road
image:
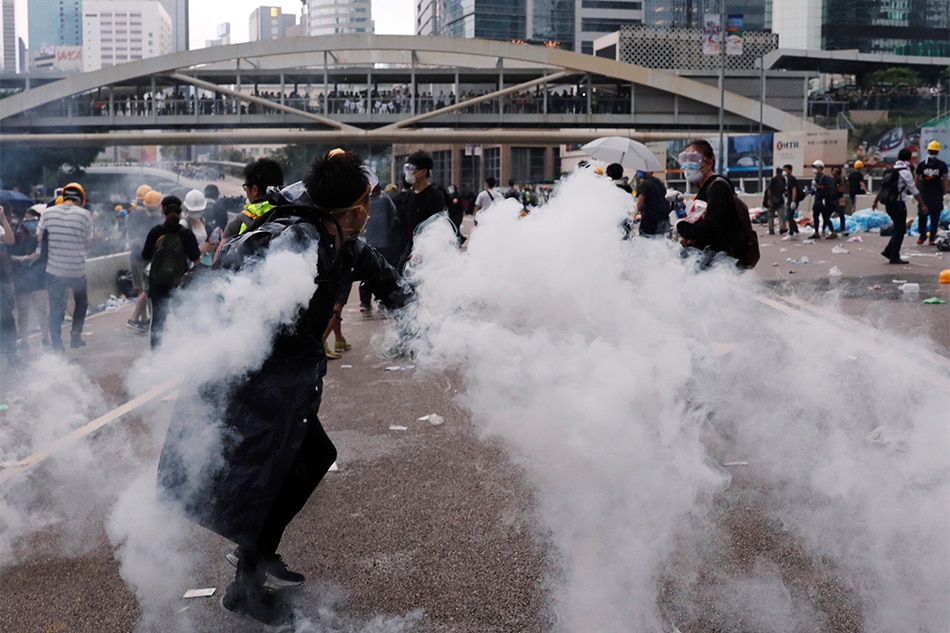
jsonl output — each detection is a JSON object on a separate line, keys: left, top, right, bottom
{"left": 0, "top": 220, "right": 947, "bottom": 633}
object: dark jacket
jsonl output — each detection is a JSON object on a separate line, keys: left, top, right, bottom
{"left": 676, "top": 175, "right": 742, "bottom": 259}
{"left": 636, "top": 175, "right": 669, "bottom": 236}
{"left": 156, "top": 205, "right": 409, "bottom": 546}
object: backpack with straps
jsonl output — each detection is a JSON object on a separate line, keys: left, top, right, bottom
{"left": 877, "top": 167, "right": 905, "bottom": 206}
{"left": 712, "top": 176, "right": 760, "bottom": 270}
{"left": 148, "top": 229, "right": 189, "bottom": 287}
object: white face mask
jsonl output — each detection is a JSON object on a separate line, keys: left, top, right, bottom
{"left": 403, "top": 164, "right": 417, "bottom": 185}
{"left": 812, "top": 167, "right": 819, "bottom": 174}
{"left": 681, "top": 162, "right": 703, "bottom": 184}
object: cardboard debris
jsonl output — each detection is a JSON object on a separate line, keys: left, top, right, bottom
{"left": 182, "top": 588, "right": 216, "bottom": 599}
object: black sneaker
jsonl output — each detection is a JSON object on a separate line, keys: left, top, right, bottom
{"left": 70, "top": 336, "right": 86, "bottom": 349}
{"left": 226, "top": 549, "right": 305, "bottom": 588}
{"left": 221, "top": 584, "right": 295, "bottom": 632}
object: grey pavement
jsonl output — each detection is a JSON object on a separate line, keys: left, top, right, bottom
{"left": 0, "top": 218, "right": 948, "bottom": 633}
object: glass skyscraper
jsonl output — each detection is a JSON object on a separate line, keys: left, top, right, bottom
{"left": 28, "top": 0, "right": 83, "bottom": 48}
{"left": 824, "top": 0, "right": 949, "bottom": 56}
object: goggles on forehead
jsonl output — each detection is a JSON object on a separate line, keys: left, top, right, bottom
{"left": 677, "top": 150, "right": 704, "bottom": 166}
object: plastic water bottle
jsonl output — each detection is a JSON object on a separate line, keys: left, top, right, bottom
{"left": 900, "top": 282, "right": 920, "bottom": 293}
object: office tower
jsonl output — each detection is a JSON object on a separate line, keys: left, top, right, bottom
{"left": 822, "top": 0, "right": 948, "bottom": 56}
{"left": 2, "top": 0, "right": 14, "bottom": 70}
{"left": 643, "top": 0, "right": 769, "bottom": 31}
{"left": 305, "top": 0, "right": 374, "bottom": 36}
{"left": 82, "top": 0, "right": 173, "bottom": 71}
{"left": 250, "top": 6, "right": 297, "bottom": 41}
{"left": 157, "top": 0, "right": 188, "bottom": 52}
{"left": 206, "top": 22, "right": 231, "bottom": 48}
{"left": 28, "top": 0, "right": 83, "bottom": 49}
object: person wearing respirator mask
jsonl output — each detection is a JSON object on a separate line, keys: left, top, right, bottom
{"left": 396, "top": 150, "right": 445, "bottom": 272}
{"left": 674, "top": 140, "right": 745, "bottom": 268}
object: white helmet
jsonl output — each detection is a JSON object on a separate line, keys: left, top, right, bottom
{"left": 183, "top": 189, "right": 207, "bottom": 212}
{"left": 812, "top": 160, "right": 824, "bottom": 169}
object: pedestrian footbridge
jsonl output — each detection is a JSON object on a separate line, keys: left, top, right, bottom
{"left": 0, "top": 35, "right": 820, "bottom": 146}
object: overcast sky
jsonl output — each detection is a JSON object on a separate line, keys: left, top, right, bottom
{"left": 13, "top": 0, "right": 415, "bottom": 50}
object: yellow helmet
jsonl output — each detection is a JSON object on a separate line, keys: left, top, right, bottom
{"left": 114, "top": 204, "right": 124, "bottom": 212}
{"left": 143, "top": 190, "right": 163, "bottom": 208}
{"left": 927, "top": 140, "right": 941, "bottom": 152}
{"left": 135, "top": 184, "right": 153, "bottom": 201}
{"left": 853, "top": 160, "right": 864, "bottom": 169}
{"left": 62, "top": 182, "right": 86, "bottom": 206}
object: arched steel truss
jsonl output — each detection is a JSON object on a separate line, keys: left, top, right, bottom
{"left": 0, "top": 34, "right": 820, "bottom": 146}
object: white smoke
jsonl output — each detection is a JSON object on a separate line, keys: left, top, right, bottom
{"left": 404, "top": 169, "right": 949, "bottom": 632}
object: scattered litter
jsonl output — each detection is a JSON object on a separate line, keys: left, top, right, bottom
{"left": 923, "top": 297, "right": 947, "bottom": 304}
{"left": 831, "top": 245, "right": 849, "bottom": 254}
{"left": 418, "top": 414, "right": 445, "bottom": 426}
{"left": 0, "top": 404, "right": 7, "bottom": 411}
{"left": 899, "top": 282, "right": 920, "bottom": 294}
{"left": 907, "top": 252, "right": 941, "bottom": 257}
{"left": 722, "top": 461, "right": 749, "bottom": 467}
{"left": 847, "top": 356, "right": 859, "bottom": 361}
{"left": 829, "top": 266, "right": 843, "bottom": 277}
{"left": 779, "top": 248, "right": 787, "bottom": 252}
{"left": 389, "top": 425, "right": 408, "bottom": 431}
{"left": 868, "top": 285, "right": 882, "bottom": 291}
{"left": 891, "top": 279, "right": 907, "bottom": 284}
{"left": 341, "top": 364, "right": 353, "bottom": 369}
{"left": 801, "top": 256, "right": 811, "bottom": 264}
{"left": 848, "top": 235, "right": 864, "bottom": 242}
{"left": 328, "top": 461, "right": 339, "bottom": 472}
{"left": 786, "top": 258, "right": 801, "bottom": 264}
{"left": 866, "top": 425, "right": 907, "bottom": 452}
{"left": 385, "top": 365, "right": 415, "bottom": 371}
{"left": 788, "top": 270, "right": 796, "bottom": 274}
{"left": 182, "top": 588, "right": 216, "bottom": 599}
{"left": 772, "top": 262, "right": 779, "bottom": 267}
{"left": 802, "top": 239, "right": 815, "bottom": 244}
{"left": 178, "top": 606, "right": 190, "bottom": 614}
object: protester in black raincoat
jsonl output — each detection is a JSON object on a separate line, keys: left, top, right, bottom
{"left": 157, "top": 149, "right": 410, "bottom": 630}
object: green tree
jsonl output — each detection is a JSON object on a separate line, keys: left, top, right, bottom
{"left": 0, "top": 145, "right": 103, "bottom": 192}
{"left": 869, "top": 67, "right": 920, "bottom": 88}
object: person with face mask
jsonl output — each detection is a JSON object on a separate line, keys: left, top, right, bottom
{"left": 10, "top": 207, "right": 50, "bottom": 350}
{"left": 914, "top": 140, "right": 949, "bottom": 245}
{"left": 809, "top": 160, "right": 837, "bottom": 239}
{"left": 126, "top": 190, "right": 163, "bottom": 331}
{"left": 397, "top": 150, "right": 445, "bottom": 272}
{"left": 674, "top": 140, "right": 746, "bottom": 268}
{"left": 157, "top": 149, "right": 411, "bottom": 632}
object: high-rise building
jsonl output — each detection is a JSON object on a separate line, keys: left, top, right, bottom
{"left": 822, "top": 0, "right": 948, "bottom": 56}
{"left": 206, "top": 22, "right": 231, "bottom": 48}
{"left": 643, "top": 0, "right": 769, "bottom": 32}
{"left": 82, "top": 0, "right": 173, "bottom": 71}
{"left": 416, "top": 0, "right": 644, "bottom": 53}
{"left": 250, "top": 6, "right": 297, "bottom": 41}
{"left": 28, "top": 0, "right": 83, "bottom": 49}
{"left": 157, "top": 0, "right": 188, "bottom": 52}
{"left": 305, "top": 0, "right": 374, "bottom": 36}
{"left": 2, "top": 0, "right": 15, "bottom": 70}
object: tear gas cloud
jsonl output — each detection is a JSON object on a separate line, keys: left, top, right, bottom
{"left": 405, "top": 169, "right": 949, "bottom": 632}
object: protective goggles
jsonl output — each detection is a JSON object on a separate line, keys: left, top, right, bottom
{"left": 677, "top": 150, "right": 704, "bottom": 166}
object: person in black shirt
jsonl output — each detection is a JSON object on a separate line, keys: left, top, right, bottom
{"left": 141, "top": 195, "right": 200, "bottom": 350}
{"left": 782, "top": 164, "right": 800, "bottom": 237}
{"left": 397, "top": 150, "right": 446, "bottom": 271}
{"left": 914, "top": 141, "right": 949, "bottom": 245}
{"left": 845, "top": 161, "right": 868, "bottom": 218}
{"left": 762, "top": 167, "right": 787, "bottom": 235}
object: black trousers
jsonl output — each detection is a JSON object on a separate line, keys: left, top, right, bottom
{"left": 883, "top": 201, "right": 907, "bottom": 261}
{"left": 236, "top": 416, "right": 337, "bottom": 583}
{"left": 918, "top": 193, "right": 943, "bottom": 239}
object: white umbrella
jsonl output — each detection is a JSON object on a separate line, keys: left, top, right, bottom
{"left": 581, "top": 136, "right": 664, "bottom": 172}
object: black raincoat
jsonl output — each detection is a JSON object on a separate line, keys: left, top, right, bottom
{"left": 156, "top": 205, "right": 409, "bottom": 546}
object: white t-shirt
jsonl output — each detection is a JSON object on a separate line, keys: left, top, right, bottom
{"left": 475, "top": 188, "right": 498, "bottom": 211}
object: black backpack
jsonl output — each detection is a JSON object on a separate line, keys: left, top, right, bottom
{"left": 148, "top": 229, "right": 189, "bottom": 287}
{"left": 712, "top": 176, "right": 760, "bottom": 270}
{"left": 878, "top": 167, "right": 905, "bottom": 206}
